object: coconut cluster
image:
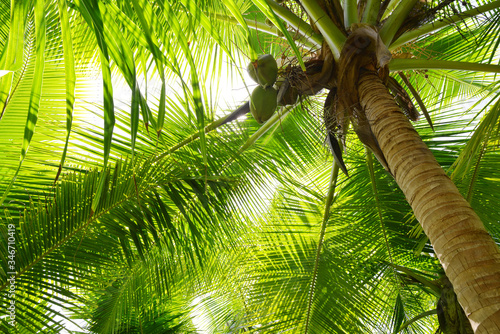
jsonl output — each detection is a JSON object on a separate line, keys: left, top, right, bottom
{"left": 247, "top": 54, "right": 278, "bottom": 124}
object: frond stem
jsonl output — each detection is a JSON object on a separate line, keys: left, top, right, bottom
{"left": 237, "top": 105, "right": 293, "bottom": 153}
{"left": 304, "top": 162, "right": 339, "bottom": 334}
{"left": 213, "top": 13, "right": 319, "bottom": 49}
{"left": 387, "top": 263, "right": 441, "bottom": 297}
{"left": 264, "top": 0, "right": 323, "bottom": 47}
{"left": 466, "top": 136, "right": 488, "bottom": 203}
{"left": 391, "top": 1, "right": 500, "bottom": 50}
{"left": 398, "top": 309, "right": 438, "bottom": 332}
{"left": 389, "top": 58, "right": 500, "bottom": 73}
{"left": 361, "top": 0, "right": 381, "bottom": 25}
{"left": 344, "top": 0, "right": 358, "bottom": 29}
{"left": 365, "top": 147, "right": 394, "bottom": 264}
{"left": 299, "top": 0, "right": 346, "bottom": 60}
{"left": 379, "top": 0, "right": 418, "bottom": 45}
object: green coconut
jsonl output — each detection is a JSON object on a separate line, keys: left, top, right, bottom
{"left": 247, "top": 62, "right": 259, "bottom": 85}
{"left": 250, "top": 85, "right": 278, "bottom": 124}
{"left": 247, "top": 54, "right": 278, "bottom": 87}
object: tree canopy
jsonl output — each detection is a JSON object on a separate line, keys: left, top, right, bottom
{"left": 1, "top": 0, "right": 500, "bottom": 333}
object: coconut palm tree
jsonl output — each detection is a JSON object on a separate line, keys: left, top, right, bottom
{"left": 1, "top": 0, "right": 500, "bottom": 333}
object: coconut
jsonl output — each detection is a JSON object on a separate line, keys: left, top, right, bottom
{"left": 247, "top": 54, "right": 278, "bottom": 87}
{"left": 250, "top": 86, "right": 278, "bottom": 123}
{"left": 247, "top": 62, "right": 259, "bottom": 84}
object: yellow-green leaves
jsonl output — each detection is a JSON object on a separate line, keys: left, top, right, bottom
{"left": 221, "top": 0, "right": 258, "bottom": 60}
{"left": 130, "top": 0, "right": 166, "bottom": 136}
{"left": 96, "top": 2, "right": 156, "bottom": 134}
{"left": 55, "top": 0, "right": 76, "bottom": 182}
{"left": 0, "top": 0, "right": 27, "bottom": 119}
{"left": 251, "top": 0, "right": 305, "bottom": 70}
{"left": 21, "top": 0, "right": 46, "bottom": 160}
{"left": 451, "top": 99, "right": 500, "bottom": 182}
{"left": 180, "top": 0, "right": 238, "bottom": 68}
{"left": 0, "top": 0, "right": 45, "bottom": 207}
{"left": 97, "top": 1, "right": 142, "bottom": 158}
{"left": 162, "top": 0, "right": 208, "bottom": 166}
{"left": 73, "top": 0, "right": 115, "bottom": 168}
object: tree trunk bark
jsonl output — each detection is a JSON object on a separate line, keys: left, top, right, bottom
{"left": 357, "top": 71, "right": 500, "bottom": 333}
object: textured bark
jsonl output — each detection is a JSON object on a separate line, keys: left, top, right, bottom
{"left": 358, "top": 71, "right": 500, "bottom": 333}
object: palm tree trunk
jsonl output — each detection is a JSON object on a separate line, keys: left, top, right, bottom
{"left": 358, "top": 71, "right": 500, "bottom": 333}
